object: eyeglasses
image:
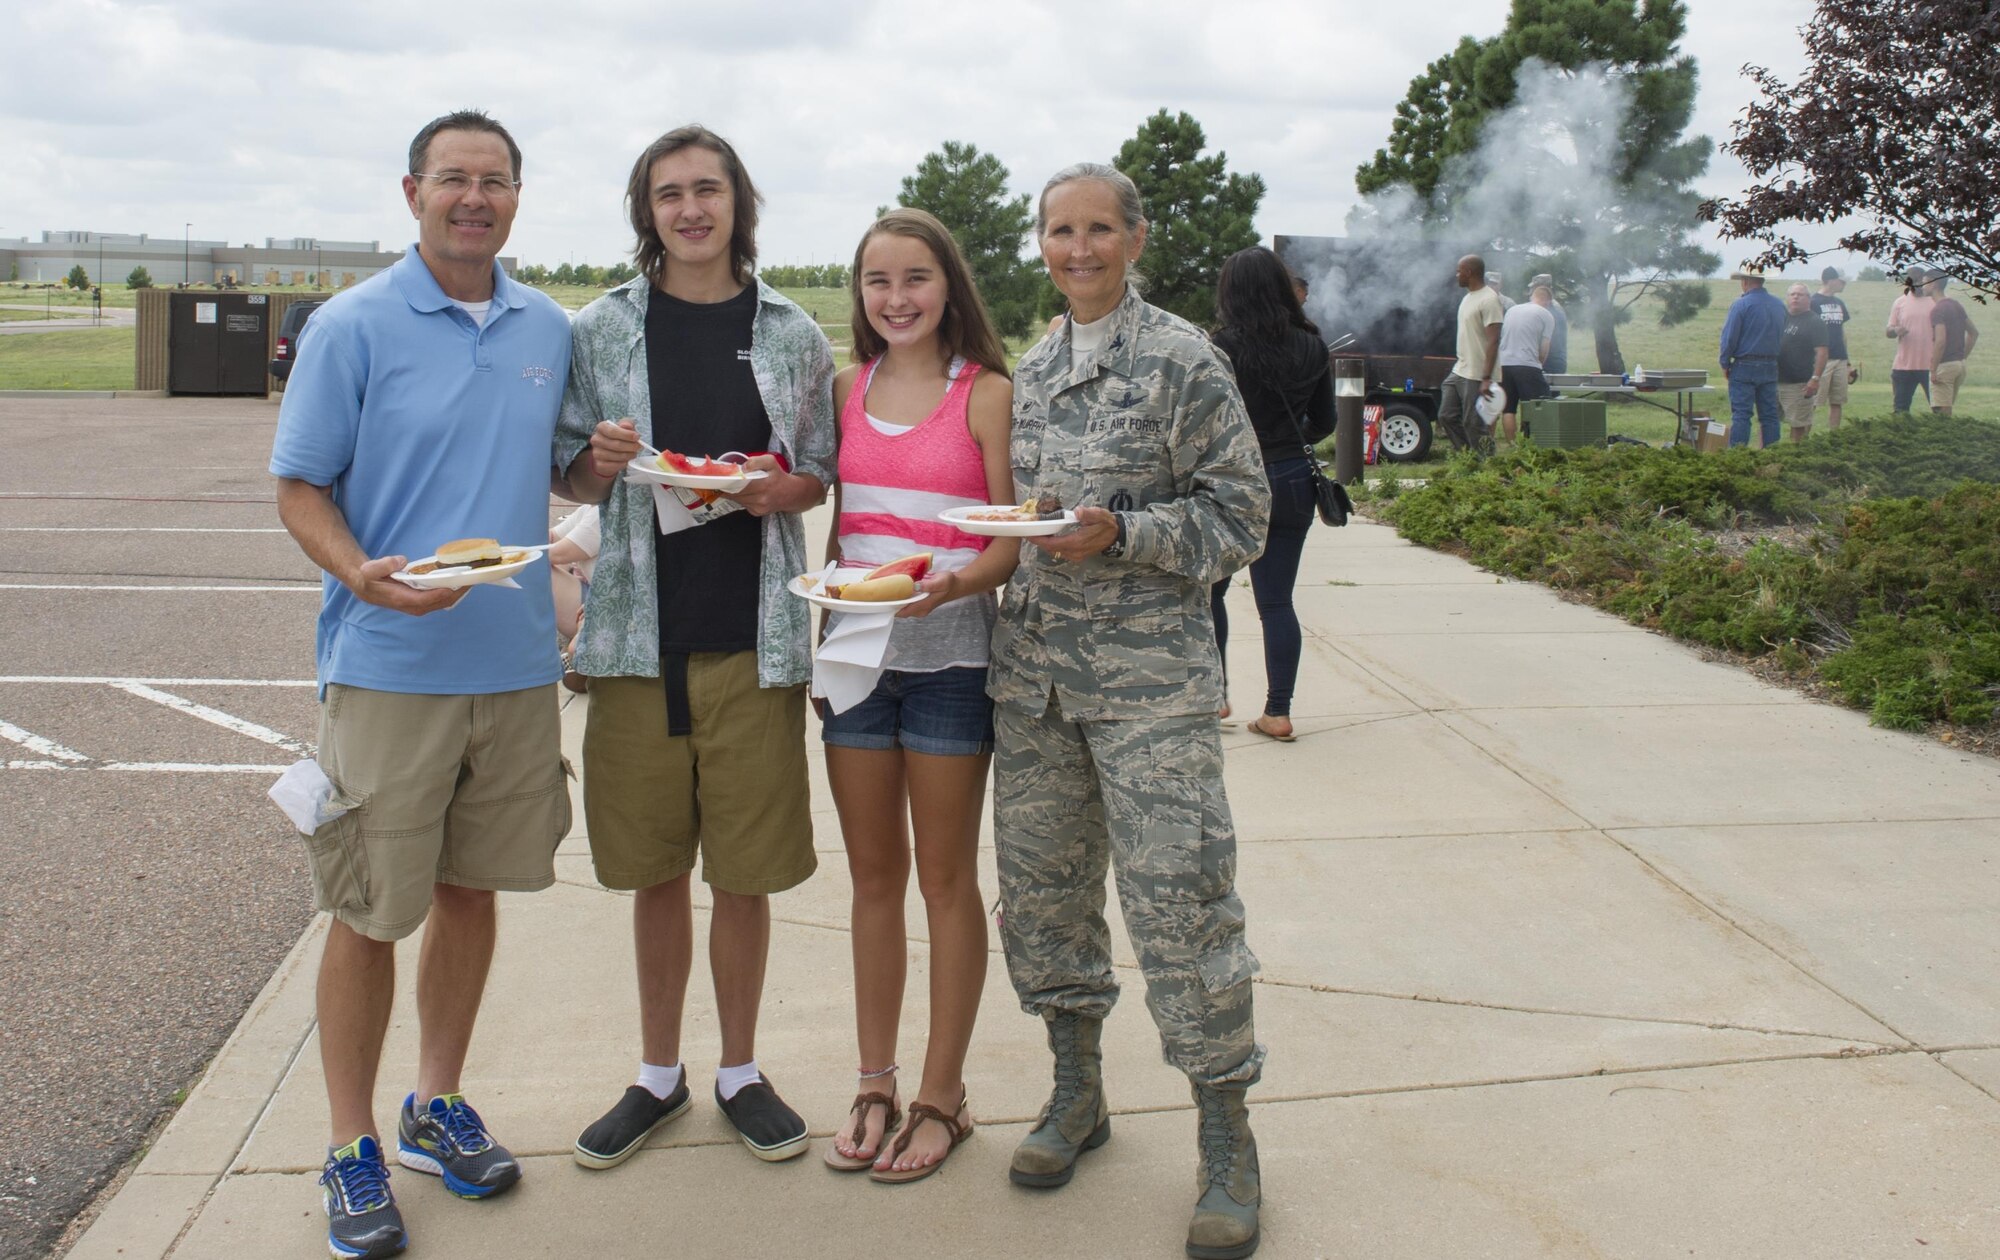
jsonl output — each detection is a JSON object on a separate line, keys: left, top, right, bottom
{"left": 412, "top": 171, "right": 521, "bottom": 199}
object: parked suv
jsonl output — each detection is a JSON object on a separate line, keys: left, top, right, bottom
{"left": 269, "top": 299, "right": 326, "bottom": 385}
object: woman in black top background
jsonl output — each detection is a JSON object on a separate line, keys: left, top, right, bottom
{"left": 1210, "top": 246, "right": 1334, "bottom": 741}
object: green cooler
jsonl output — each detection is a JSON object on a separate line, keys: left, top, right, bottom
{"left": 1523, "top": 398, "right": 1608, "bottom": 449}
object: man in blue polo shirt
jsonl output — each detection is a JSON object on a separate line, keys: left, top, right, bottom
{"left": 270, "top": 109, "right": 590, "bottom": 1260}
{"left": 1718, "top": 263, "right": 1787, "bottom": 448}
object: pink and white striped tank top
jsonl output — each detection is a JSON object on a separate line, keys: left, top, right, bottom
{"left": 835, "top": 357, "right": 997, "bottom": 671}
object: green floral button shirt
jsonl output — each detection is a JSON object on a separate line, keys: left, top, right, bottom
{"left": 553, "top": 276, "right": 836, "bottom": 686}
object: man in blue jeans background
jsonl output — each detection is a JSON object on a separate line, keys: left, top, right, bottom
{"left": 1718, "top": 263, "right": 1787, "bottom": 448}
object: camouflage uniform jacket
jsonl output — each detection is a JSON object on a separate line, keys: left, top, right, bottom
{"left": 553, "top": 276, "right": 835, "bottom": 687}
{"left": 991, "top": 285, "right": 1269, "bottom": 722}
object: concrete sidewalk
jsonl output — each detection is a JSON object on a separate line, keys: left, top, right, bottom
{"left": 67, "top": 517, "right": 2000, "bottom": 1259}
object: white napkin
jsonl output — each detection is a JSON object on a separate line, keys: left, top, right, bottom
{"left": 650, "top": 483, "right": 698, "bottom": 535}
{"left": 268, "top": 758, "right": 352, "bottom": 834}
{"left": 812, "top": 610, "right": 896, "bottom": 714}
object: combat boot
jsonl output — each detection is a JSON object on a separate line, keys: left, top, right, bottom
{"left": 1185, "top": 1083, "right": 1260, "bottom": 1259}
{"left": 1008, "top": 1011, "right": 1110, "bottom": 1188}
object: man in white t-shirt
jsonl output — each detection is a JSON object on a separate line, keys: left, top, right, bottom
{"left": 1438, "top": 254, "right": 1505, "bottom": 455}
{"left": 1496, "top": 285, "right": 1557, "bottom": 442}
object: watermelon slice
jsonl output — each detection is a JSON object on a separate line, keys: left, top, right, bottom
{"left": 862, "top": 552, "right": 933, "bottom": 583}
{"left": 656, "top": 449, "right": 742, "bottom": 477}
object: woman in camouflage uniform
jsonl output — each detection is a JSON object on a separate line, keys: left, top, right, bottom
{"left": 991, "top": 163, "right": 1271, "bottom": 1260}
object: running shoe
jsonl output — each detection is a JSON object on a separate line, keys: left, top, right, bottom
{"left": 320, "top": 1135, "right": 406, "bottom": 1259}
{"left": 395, "top": 1092, "right": 521, "bottom": 1198}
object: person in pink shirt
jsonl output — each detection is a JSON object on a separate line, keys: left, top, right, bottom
{"left": 1885, "top": 266, "right": 1939, "bottom": 413}
{"left": 819, "top": 208, "right": 1017, "bottom": 1183}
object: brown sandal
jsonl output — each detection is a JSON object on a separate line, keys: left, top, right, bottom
{"left": 868, "top": 1090, "right": 973, "bottom": 1184}
{"left": 824, "top": 1090, "right": 901, "bottom": 1171}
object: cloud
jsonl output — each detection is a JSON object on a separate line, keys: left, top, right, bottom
{"left": 1, "top": 0, "right": 1849, "bottom": 274}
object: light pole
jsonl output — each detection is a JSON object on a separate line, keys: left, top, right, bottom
{"left": 96, "top": 234, "right": 103, "bottom": 325}
{"left": 184, "top": 223, "right": 191, "bottom": 287}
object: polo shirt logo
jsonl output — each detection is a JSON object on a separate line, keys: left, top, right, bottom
{"left": 521, "top": 365, "right": 555, "bottom": 387}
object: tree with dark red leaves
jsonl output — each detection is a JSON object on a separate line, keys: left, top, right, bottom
{"left": 1702, "top": 0, "right": 2000, "bottom": 299}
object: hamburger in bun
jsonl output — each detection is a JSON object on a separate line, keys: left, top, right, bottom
{"left": 407, "top": 539, "right": 527, "bottom": 576}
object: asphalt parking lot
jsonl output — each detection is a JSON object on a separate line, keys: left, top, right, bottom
{"left": 0, "top": 396, "right": 328, "bottom": 1259}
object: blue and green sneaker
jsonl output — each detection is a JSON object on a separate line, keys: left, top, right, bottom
{"left": 320, "top": 1135, "right": 405, "bottom": 1259}
{"left": 395, "top": 1092, "right": 521, "bottom": 1198}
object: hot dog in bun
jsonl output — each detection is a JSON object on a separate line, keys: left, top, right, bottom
{"left": 826, "top": 573, "right": 916, "bottom": 602}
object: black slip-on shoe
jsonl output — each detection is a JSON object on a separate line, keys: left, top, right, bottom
{"left": 574, "top": 1082, "right": 692, "bottom": 1169}
{"left": 714, "top": 1076, "right": 809, "bottom": 1162}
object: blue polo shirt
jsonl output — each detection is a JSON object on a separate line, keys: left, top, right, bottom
{"left": 270, "top": 247, "right": 572, "bottom": 696}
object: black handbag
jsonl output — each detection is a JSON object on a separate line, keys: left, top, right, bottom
{"left": 1284, "top": 409, "right": 1351, "bottom": 527}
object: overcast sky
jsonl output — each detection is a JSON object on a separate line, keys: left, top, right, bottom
{"left": 2, "top": 0, "right": 1834, "bottom": 273}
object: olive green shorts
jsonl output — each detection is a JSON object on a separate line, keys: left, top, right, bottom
{"left": 310, "top": 684, "right": 571, "bottom": 942}
{"left": 582, "top": 653, "right": 815, "bottom": 894}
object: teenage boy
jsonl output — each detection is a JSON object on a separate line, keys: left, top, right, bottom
{"left": 1809, "top": 267, "right": 1857, "bottom": 430}
{"left": 554, "top": 125, "right": 835, "bottom": 1167}
{"left": 272, "top": 109, "right": 589, "bottom": 1260}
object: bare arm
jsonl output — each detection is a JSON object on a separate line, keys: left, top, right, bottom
{"left": 557, "top": 420, "right": 643, "bottom": 504}
{"left": 274, "top": 477, "right": 462, "bottom": 615}
{"left": 902, "top": 370, "right": 1020, "bottom": 618}
{"left": 1480, "top": 322, "right": 1502, "bottom": 383}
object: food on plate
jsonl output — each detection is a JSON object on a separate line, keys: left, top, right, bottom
{"left": 657, "top": 449, "right": 742, "bottom": 478}
{"left": 967, "top": 494, "right": 1066, "bottom": 523}
{"left": 405, "top": 538, "right": 530, "bottom": 575}
{"left": 858, "top": 551, "right": 932, "bottom": 583}
{"left": 825, "top": 573, "right": 916, "bottom": 602}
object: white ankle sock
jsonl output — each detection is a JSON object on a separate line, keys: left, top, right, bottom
{"left": 715, "top": 1060, "right": 762, "bottom": 1101}
{"left": 636, "top": 1061, "right": 683, "bottom": 1100}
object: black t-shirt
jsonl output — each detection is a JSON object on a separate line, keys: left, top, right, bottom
{"left": 1808, "top": 292, "right": 1850, "bottom": 360}
{"left": 1778, "top": 310, "right": 1829, "bottom": 383}
{"left": 646, "top": 284, "right": 770, "bottom": 653}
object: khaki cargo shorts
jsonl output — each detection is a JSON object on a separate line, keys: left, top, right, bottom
{"left": 582, "top": 652, "right": 815, "bottom": 894}
{"left": 309, "top": 684, "right": 571, "bottom": 942}
{"left": 1933, "top": 360, "right": 1966, "bottom": 409}
{"left": 1779, "top": 381, "right": 1818, "bottom": 429}
{"left": 1818, "top": 359, "right": 1850, "bottom": 407}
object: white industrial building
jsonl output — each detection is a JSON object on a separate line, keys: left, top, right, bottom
{"left": 0, "top": 230, "right": 517, "bottom": 288}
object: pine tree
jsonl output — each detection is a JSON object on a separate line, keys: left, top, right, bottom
{"left": 1114, "top": 110, "right": 1265, "bottom": 325}
{"left": 891, "top": 141, "right": 1040, "bottom": 337}
{"left": 1354, "top": 1, "right": 1717, "bottom": 372}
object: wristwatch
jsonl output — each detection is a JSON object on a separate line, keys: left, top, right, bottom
{"left": 1101, "top": 514, "right": 1128, "bottom": 559}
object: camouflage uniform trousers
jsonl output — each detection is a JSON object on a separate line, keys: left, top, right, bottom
{"left": 994, "top": 698, "right": 1264, "bottom": 1090}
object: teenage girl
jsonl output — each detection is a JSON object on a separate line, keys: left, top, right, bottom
{"left": 819, "top": 208, "right": 1016, "bottom": 1182}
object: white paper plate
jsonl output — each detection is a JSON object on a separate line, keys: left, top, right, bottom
{"left": 939, "top": 505, "right": 1080, "bottom": 537}
{"left": 787, "top": 569, "right": 926, "bottom": 613}
{"left": 391, "top": 547, "right": 543, "bottom": 591}
{"left": 623, "top": 461, "right": 767, "bottom": 492}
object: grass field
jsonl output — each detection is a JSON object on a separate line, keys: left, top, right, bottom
{"left": 0, "top": 328, "right": 135, "bottom": 390}
{"left": 0, "top": 307, "right": 95, "bottom": 323}
{"left": 1, "top": 275, "right": 1987, "bottom": 408}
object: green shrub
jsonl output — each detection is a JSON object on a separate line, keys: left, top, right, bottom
{"left": 1370, "top": 420, "right": 2000, "bottom": 731}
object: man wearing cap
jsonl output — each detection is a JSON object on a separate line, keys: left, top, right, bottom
{"left": 1718, "top": 264, "right": 1787, "bottom": 447}
{"left": 1928, "top": 273, "right": 1979, "bottom": 417}
{"left": 1885, "top": 267, "right": 1938, "bottom": 414}
{"left": 1809, "top": 268, "right": 1857, "bottom": 431}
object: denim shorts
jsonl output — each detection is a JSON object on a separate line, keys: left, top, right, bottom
{"left": 819, "top": 665, "right": 994, "bottom": 757}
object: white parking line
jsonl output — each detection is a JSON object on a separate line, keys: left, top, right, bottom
{"left": 6, "top": 761, "right": 287, "bottom": 774}
{"left": 0, "top": 676, "right": 315, "bottom": 686}
{"left": 0, "top": 584, "right": 317, "bottom": 592}
{"left": 0, "top": 718, "right": 89, "bottom": 762}
{"left": 111, "top": 682, "right": 313, "bottom": 755}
